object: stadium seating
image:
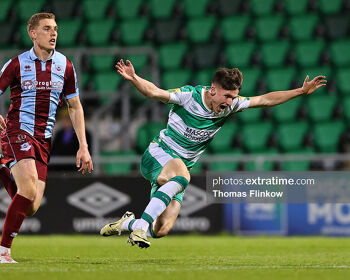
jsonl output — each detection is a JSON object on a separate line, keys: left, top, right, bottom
{"left": 283, "top": 0, "right": 309, "bottom": 15}
{"left": 226, "top": 42, "right": 255, "bottom": 68}
{"left": 0, "top": 0, "right": 12, "bottom": 22}
{"left": 277, "top": 121, "right": 308, "bottom": 151}
{"left": 239, "top": 68, "right": 261, "bottom": 96}
{"left": 57, "top": 19, "right": 81, "bottom": 48}
{"left": 86, "top": 19, "right": 114, "bottom": 46}
{"left": 186, "top": 16, "right": 216, "bottom": 44}
{"left": 17, "top": 0, "right": 46, "bottom": 22}
{"left": 267, "top": 68, "right": 296, "bottom": 91}
{"left": 289, "top": 14, "right": 319, "bottom": 41}
{"left": 237, "top": 107, "right": 262, "bottom": 123}
{"left": 314, "top": 122, "right": 345, "bottom": 152}
{"left": 209, "top": 150, "right": 243, "bottom": 171}
{"left": 295, "top": 40, "right": 325, "bottom": 67}
{"left": 193, "top": 69, "right": 215, "bottom": 85}
{"left": 220, "top": 15, "right": 250, "bottom": 42}
{"left": 307, "top": 95, "right": 337, "bottom": 122}
{"left": 162, "top": 70, "right": 192, "bottom": 89}
{"left": 271, "top": 98, "right": 302, "bottom": 123}
{"left": 114, "top": 0, "right": 143, "bottom": 19}
{"left": 2, "top": 0, "right": 348, "bottom": 171}
{"left": 245, "top": 149, "right": 278, "bottom": 171}
{"left": 209, "top": 122, "right": 237, "bottom": 153}
{"left": 153, "top": 19, "right": 181, "bottom": 43}
{"left": 319, "top": 0, "right": 343, "bottom": 15}
{"left": 136, "top": 122, "right": 166, "bottom": 152}
{"left": 51, "top": 0, "right": 77, "bottom": 20}
{"left": 331, "top": 39, "right": 350, "bottom": 67}
{"left": 149, "top": 0, "right": 177, "bottom": 19}
{"left": 242, "top": 122, "right": 273, "bottom": 151}
{"left": 324, "top": 15, "right": 349, "bottom": 40}
{"left": 255, "top": 15, "right": 284, "bottom": 41}
{"left": 250, "top": 0, "right": 276, "bottom": 16}
{"left": 119, "top": 18, "right": 149, "bottom": 46}
{"left": 281, "top": 148, "right": 315, "bottom": 171}
{"left": 336, "top": 68, "right": 350, "bottom": 95}
{"left": 82, "top": 0, "right": 110, "bottom": 20}
{"left": 261, "top": 41, "right": 290, "bottom": 68}
{"left": 102, "top": 150, "right": 137, "bottom": 175}
{"left": 159, "top": 43, "right": 188, "bottom": 70}
{"left": 183, "top": 0, "right": 212, "bottom": 17}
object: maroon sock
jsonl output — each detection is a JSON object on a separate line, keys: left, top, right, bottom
{"left": 1, "top": 194, "right": 33, "bottom": 248}
{"left": 0, "top": 167, "right": 17, "bottom": 198}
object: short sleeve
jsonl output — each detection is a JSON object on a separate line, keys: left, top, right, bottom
{"left": 0, "top": 59, "right": 16, "bottom": 95}
{"left": 167, "top": 85, "right": 193, "bottom": 106}
{"left": 230, "top": 96, "right": 250, "bottom": 113}
{"left": 62, "top": 58, "right": 79, "bottom": 99}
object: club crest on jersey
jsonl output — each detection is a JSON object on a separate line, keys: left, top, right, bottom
{"left": 53, "top": 64, "right": 64, "bottom": 74}
{"left": 24, "top": 65, "right": 32, "bottom": 72}
{"left": 20, "top": 142, "right": 31, "bottom": 151}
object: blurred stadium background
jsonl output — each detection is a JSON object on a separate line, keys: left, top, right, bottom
{"left": 0, "top": 0, "right": 350, "bottom": 236}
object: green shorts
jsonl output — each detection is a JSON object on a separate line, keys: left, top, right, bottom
{"left": 140, "top": 139, "right": 195, "bottom": 205}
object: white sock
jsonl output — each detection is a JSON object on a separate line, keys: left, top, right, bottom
{"left": 132, "top": 219, "right": 149, "bottom": 232}
{"left": 121, "top": 217, "right": 134, "bottom": 231}
{"left": 137, "top": 180, "right": 183, "bottom": 231}
{"left": 0, "top": 245, "right": 10, "bottom": 255}
{"left": 130, "top": 219, "right": 153, "bottom": 237}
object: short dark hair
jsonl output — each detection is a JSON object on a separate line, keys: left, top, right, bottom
{"left": 27, "top": 12, "right": 56, "bottom": 34}
{"left": 211, "top": 68, "right": 243, "bottom": 90}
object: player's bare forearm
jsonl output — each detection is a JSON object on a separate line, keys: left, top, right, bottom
{"left": 249, "top": 75, "right": 326, "bottom": 108}
{"left": 249, "top": 88, "right": 304, "bottom": 108}
{"left": 116, "top": 59, "right": 170, "bottom": 103}
{"left": 67, "top": 97, "right": 88, "bottom": 148}
{"left": 130, "top": 74, "right": 170, "bottom": 103}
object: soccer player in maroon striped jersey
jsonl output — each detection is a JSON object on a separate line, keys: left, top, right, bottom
{"left": 0, "top": 13, "right": 93, "bottom": 263}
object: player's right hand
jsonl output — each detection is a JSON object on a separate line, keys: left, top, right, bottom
{"left": 0, "top": 115, "right": 6, "bottom": 131}
{"left": 115, "top": 59, "right": 135, "bottom": 81}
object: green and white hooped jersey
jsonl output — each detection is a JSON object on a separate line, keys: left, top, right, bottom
{"left": 157, "top": 85, "right": 250, "bottom": 162}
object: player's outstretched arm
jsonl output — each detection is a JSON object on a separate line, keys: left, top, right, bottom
{"left": 248, "top": 75, "right": 327, "bottom": 108}
{"left": 116, "top": 59, "right": 170, "bottom": 103}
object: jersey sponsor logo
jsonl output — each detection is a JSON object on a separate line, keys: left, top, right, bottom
{"left": 21, "top": 80, "right": 35, "bottom": 91}
{"left": 20, "top": 142, "right": 31, "bottom": 151}
{"left": 183, "top": 127, "right": 216, "bottom": 142}
{"left": 21, "top": 80, "right": 64, "bottom": 91}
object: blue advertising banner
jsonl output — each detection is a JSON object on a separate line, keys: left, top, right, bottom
{"left": 287, "top": 203, "right": 350, "bottom": 236}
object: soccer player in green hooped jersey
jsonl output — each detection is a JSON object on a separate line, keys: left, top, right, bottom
{"left": 100, "top": 59, "right": 327, "bottom": 248}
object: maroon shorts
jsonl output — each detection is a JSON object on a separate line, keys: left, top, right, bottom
{"left": 1, "top": 130, "right": 51, "bottom": 182}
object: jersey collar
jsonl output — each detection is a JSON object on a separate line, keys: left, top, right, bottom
{"left": 29, "top": 47, "right": 56, "bottom": 62}
{"left": 201, "top": 86, "right": 212, "bottom": 112}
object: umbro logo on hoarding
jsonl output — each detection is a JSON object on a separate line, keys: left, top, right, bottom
{"left": 67, "top": 182, "right": 130, "bottom": 217}
{"left": 180, "top": 184, "right": 209, "bottom": 217}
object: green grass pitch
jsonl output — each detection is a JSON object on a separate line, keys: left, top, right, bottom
{"left": 2, "top": 235, "right": 350, "bottom": 280}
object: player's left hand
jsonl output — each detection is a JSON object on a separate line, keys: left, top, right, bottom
{"left": 301, "top": 75, "right": 327, "bottom": 95}
{"left": 76, "top": 146, "right": 93, "bottom": 175}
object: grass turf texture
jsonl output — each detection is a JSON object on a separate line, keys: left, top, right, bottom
{"left": 1, "top": 235, "right": 350, "bottom": 280}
